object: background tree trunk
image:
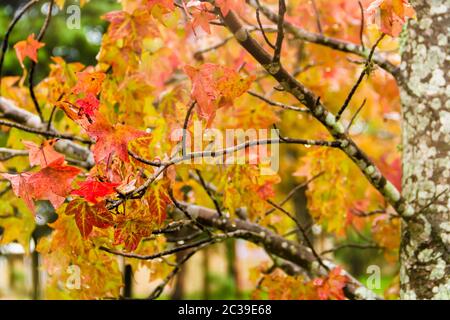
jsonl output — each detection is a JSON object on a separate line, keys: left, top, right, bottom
{"left": 399, "top": 0, "right": 449, "bottom": 299}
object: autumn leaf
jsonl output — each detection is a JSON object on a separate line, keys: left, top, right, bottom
{"left": 86, "top": 112, "right": 148, "bottom": 163}
{"left": 114, "top": 211, "right": 153, "bottom": 251}
{"left": 14, "top": 34, "right": 45, "bottom": 67}
{"left": 313, "top": 267, "right": 348, "bottom": 300}
{"left": 189, "top": 4, "right": 217, "bottom": 34}
{"left": 22, "top": 139, "right": 64, "bottom": 168}
{"left": 2, "top": 158, "right": 80, "bottom": 213}
{"left": 27, "top": 157, "right": 81, "bottom": 210}
{"left": 65, "top": 199, "right": 114, "bottom": 238}
{"left": 1, "top": 172, "right": 35, "bottom": 213}
{"left": 75, "top": 93, "right": 100, "bottom": 118}
{"left": 144, "top": 179, "right": 170, "bottom": 226}
{"left": 72, "top": 69, "right": 106, "bottom": 96}
{"left": 367, "top": 0, "right": 415, "bottom": 36}
{"left": 185, "top": 63, "right": 254, "bottom": 124}
{"left": 215, "top": 0, "right": 241, "bottom": 17}
{"left": 72, "top": 179, "right": 119, "bottom": 204}
{"left": 102, "top": 9, "right": 160, "bottom": 45}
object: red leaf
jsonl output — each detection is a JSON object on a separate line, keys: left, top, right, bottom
{"left": 66, "top": 199, "right": 114, "bottom": 238}
{"left": 86, "top": 112, "right": 148, "bottom": 163}
{"left": 2, "top": 158, "right": 80, "bottom": 213}
{"left": 27, "top": 158, "right": 81, "bottom": 210}
{"left": 22, "top": 139, "right": 64, "bottom": 168}
{"left": 76, "top": 93, "right": 100, "bottom": 118}
{"left": 14, "top": 34, "right": 45, "bottom": 67}
{"left": 313, "top": 267, "right": 348, "bottom": 300}
{"left": 72, "top": 179, "right": 119, "bottom": 204}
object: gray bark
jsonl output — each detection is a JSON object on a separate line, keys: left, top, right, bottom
{"left": 399, "top": 0, "right": 449, "bottom": 299}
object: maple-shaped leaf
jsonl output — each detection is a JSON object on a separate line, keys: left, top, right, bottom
{"left": 86, "top": 112, "right": 147, "bottom": 163}
{"left": 72, "top": 179, "right": 119, "bottom": 204}
{"left": 144, "top": 179, "right": 170, "bottom": 226}
{"left": 22, "top": 139, "right": 64, "bottom": 168}
{"left": 27, "top": 157, "right": 81, "bottom": 210}
{"left": 72, "top": 69, "right": 106, "bottom": 96}
{"left": 189, "top": 4, "right": 217, "bottom": 34}
{"left": 185, "top": 63, "right": 254, "bottom": 124}
{"left": 1, "top": 172, "right": 35, "bottom": 213}
{"left": 65, "top": 199, "right": 114, "bottom": 238}
{"left": 215, "top": 0, "right": 241, "bottom": 17}
{"left": 114, "top": 212, "right": 152, "bottom": 251}
{"left": 76, "top": 93, "right": 100, "bottom": 118}
{"left": 367, "top": 0, "right": 415, "bottom": 37}
{"left": 313, "top": 267, "right": 348, "bottom": 300}
{"left": 14, "top": 34, "right": 45, "bottom": 67}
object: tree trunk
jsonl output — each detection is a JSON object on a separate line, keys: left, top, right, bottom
{"left": 399, "top": 0, "right": 449, "bottom": 299}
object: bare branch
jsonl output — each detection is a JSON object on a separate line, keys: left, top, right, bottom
{"left": 248, "top": 0, "right": 400, "bottom": 79}
{"left": 0, "top": 0, "right": 40, "bottom": 92}
{"left": 0, "top": 97, "right": 94, "bottom": 166}
{"left": 247, "top": 90, "right": 310, "bottom": 113}
{"left": 335, "top": 34, "right": 385, "bottom": 121}
{"left": 28, "top": 0, "right": 55, "bottom": 122}
{"left": 272, "top": 0, "right": 286, "bottom": 63}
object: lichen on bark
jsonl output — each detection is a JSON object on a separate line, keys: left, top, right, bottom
{"left": 399, "top": 0, "right": 450, "bottom": 300}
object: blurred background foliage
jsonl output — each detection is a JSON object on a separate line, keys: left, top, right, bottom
{"left": 0, "top": 0, "right": 119, "bottom": 81}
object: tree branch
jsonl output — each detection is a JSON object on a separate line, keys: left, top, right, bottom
{"left": 0, "top": 96, "right": 94, "bottom": 167}
{"left": 247, "top": 0, "right": 400, "bottom": 79}
{"left": 215, "top": 7, "right": 410, "bottom": 219}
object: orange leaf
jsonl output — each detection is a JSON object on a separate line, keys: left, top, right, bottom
{"left": 1, "top": 172, "right": 35, "bottom": 213}
{"left": 22, "top": 139, "right": 64, "bottom": 168}
{"left": 86, "top": 112, "right": 148, "bottom": 163}
{"left": 185, "top": 63, "right": 254, "bottom": 124}
{"left": 367, "top": 0, "right": 415, "bottom": 36}
{"left": 72, "top": 69, "right": 106, "bottom": 96}
{"left": 190, "top": 4, "right": 216, "bottom": 34}
{"left": 14, "top": 34, "right": 45, "bottom": 67}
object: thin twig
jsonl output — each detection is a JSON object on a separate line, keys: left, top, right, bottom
{"left": 0, "top": 0, "right": 40, "bottom": 93}
{"left": 255, "top": 5, "right": 275, "bottom": 49}
{"left": 168, "top": 188, "right": 212, "bottom": 236}
{"left": 265, "top": 172, "right": 324, "bottom": 215}
{"left": 28, "top": 0, "right": 55, "bottom": 122}
{"left": 320, "top": 243, "right": 382, "bottom": 255}
{"left": 247, "top": 90, "right": 310, "bottom": 113}
{"left": 346, "top": 98, "right": 367, "bottom": 133}
{"left": 272, "top": 0, "right": 286, "bottom": 63}
{"left": 335, "top": 34, "right": 385, "bottom": 121}
{"left": 267, "top": 199, "right": 329, "bottom": 271}
{"left": 182, "top": 101, "right": 196, "bottom": 158}
{"left": 0, "top": 119, "right": 91, "bottom": 143}
{"left": 358, "top": 1, "right": 365, "bottom": 51}
{"left": 195, "top": 169, "right": 223, "bottom": 217}
{"left": 311, "top": 0, "right": 323, "bottom": 34}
